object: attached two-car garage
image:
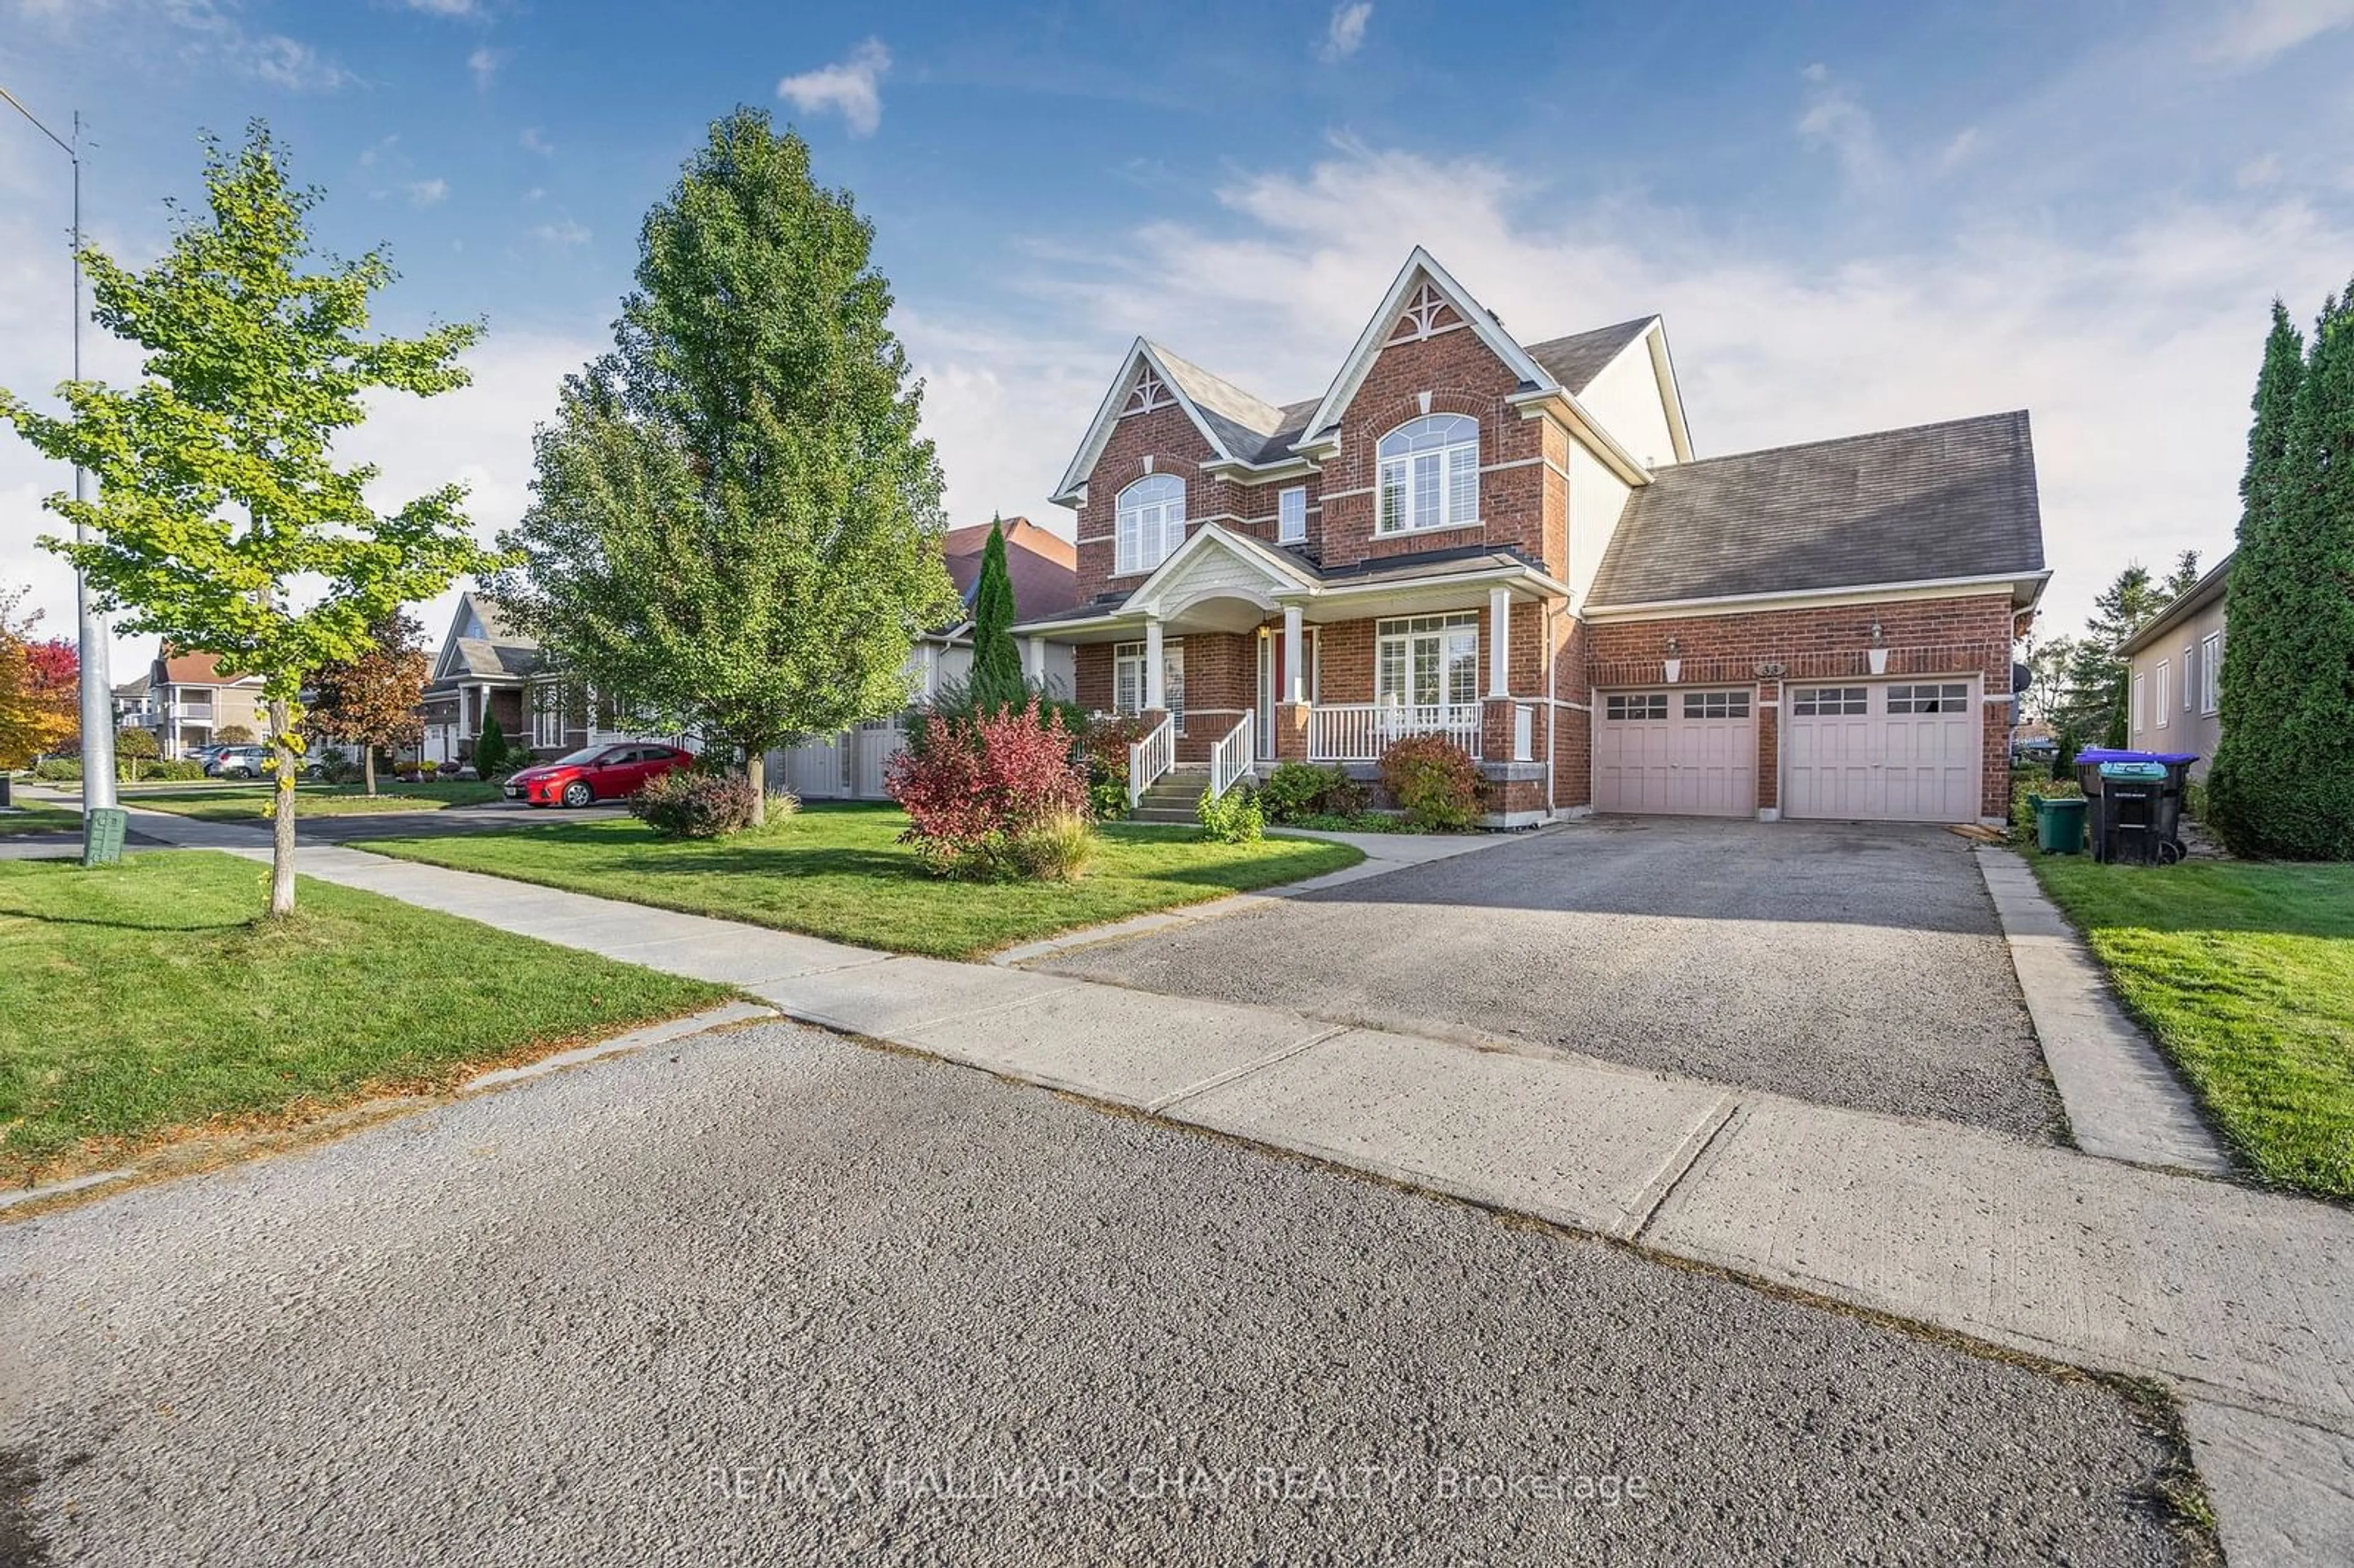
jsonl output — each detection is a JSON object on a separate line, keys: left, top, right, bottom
{"left": 1592, "top": 678, "right": 1983, "bottom": 823}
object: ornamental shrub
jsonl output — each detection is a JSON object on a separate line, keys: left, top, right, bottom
{"left": 1007, "top": 804, "right": 1094, "bottom": 881}
{"left": 1255, "top": 761, "right": 1368, "bottom": 824}
{"left": 629, "top": 769, "right": 760, "bottom": 839}
{"left": 903, "top": 675, "right": 1087, "bottom": 759}
{"left": 1196, "top": 784, "right": 1264, "bottom": 843}
{"left": 885, "top": 699, "right": 1091, "bottom": 878}
{"left": 1079, "top": 714, "right": 1148, "bottom": 820}
{"left": 1379, "top": 734, "right": 1483, "bottom": 831}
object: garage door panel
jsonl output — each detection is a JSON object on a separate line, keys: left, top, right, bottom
{"left": 1594, "top": 690, "right": 1755, "bottom": 817}
{"left": 1786, "top": 680, "right": 1980, "bottom": 823}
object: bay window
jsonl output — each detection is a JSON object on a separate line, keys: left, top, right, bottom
{"left": 1376, "top": 414, "right": 1479, "bottom": 535}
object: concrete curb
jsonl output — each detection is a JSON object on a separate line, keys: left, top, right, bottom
{"left": 463, "top": 1002, "right": 781, "bottom": 1091}
{"left": 1975, "top": 847, "right": 2233, "bottom": 1175}
{"left": 0, "top": 1169, "right": 137, "bottom": 1211}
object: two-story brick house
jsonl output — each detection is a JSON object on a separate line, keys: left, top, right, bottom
{"left": 1015, "top": 249, "right": 2049, "bottom": 826}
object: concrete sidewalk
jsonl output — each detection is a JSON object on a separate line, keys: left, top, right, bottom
{"left": 110, "top": 808, "right": 2354, "bottom": 1562}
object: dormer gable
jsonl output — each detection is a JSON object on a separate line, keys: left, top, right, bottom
{"left": 1052, "top": 339, "right": 1260, "bottom": 506}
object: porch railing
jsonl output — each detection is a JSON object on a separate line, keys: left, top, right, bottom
{"left": 1308, "top": 702, "right": 1484, "bottom": 763}
{"left": 1127, "top": 714, "right": 1175, "bottom": 809}
{"left": 1208, "top": 710, "right": 1254, "bottom": 802}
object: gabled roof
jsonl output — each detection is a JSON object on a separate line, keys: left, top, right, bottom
{"left": 940, "top": 517, "right": 1084, "bottom": 622}
{"left": 1520, "top": 316, "right": 1656, "bottom": 395}
{"left": 1051, "top": 339, "right": 1267, "bottom": 504}
{"left": 153, "top": 648, "right": 262, "bottom": 687}
{"left": 433, "top": 590, "right": 541, "bottom": 683}
{"left": 1295, "top": 248, "right": 1552, "bottom": 447}
{"left": 1588, "top": 412, "right": 2047, "bottom": 609}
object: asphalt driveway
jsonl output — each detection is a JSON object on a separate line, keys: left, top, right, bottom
{"left": 3, "top": 1023, "right": 2190, "bottom": 1565}
{"left": 1036, "top": 816, "right": 2062, "bottom": 1140}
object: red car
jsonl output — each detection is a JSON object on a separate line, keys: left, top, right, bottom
{"left": 505, "top": 743, "right": 696, "bottom": 808}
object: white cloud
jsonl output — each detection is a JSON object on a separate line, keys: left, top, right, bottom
{"left": 359, "top": 135, "right": 398, "bottom": 169}
{"left": 398, "top": 0, "right": 478, "bottom": 15}
{"left": 1318, "top": 2, "right": 1373, "bottom": 62}
{"left": 519, "top": 127, "right": 554, "bottom": 156}
{"left": 531, "top": 218, "right": 590, "bottom": 246}
{"left": 2236, "top": 152, "right": 2283, "bottom": 187}
{"left": 468, "top": 45, "right": 502, "bottom": 90}
{"left": 405, "top": 178, "right": 448, "bottom": 208}
{"left": 245, "top": 32, "right": 352, "bottom": 90}
{"left": 1796, "top": 64, "right": 1893, "bottom": 191}
{"left": 901, "top": 140, "right": 2353, "bottom": 636}
{"left": 2207, "top": 0, "right": 2354, "bottom": 64}
{"left": 778, "top": 39, "right": 890, "bottom": 137}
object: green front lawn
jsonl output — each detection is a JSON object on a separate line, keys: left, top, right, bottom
{"left": 0, "top": 852, "right": 730, "bottom": 1183}
{"left": 356, "top": 802, "right": 1364, "bottom": 960}
{"left": 0, "top": 801, "right": 80, "bottom": 837}
{"left": 2033, "top": 856, "right": 2354, "bottom": 1199}
{"left": 126, "top": 779, "right": 504, "bottom": 821}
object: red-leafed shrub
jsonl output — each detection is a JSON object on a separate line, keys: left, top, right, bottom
{"left": 885, "top": 699, "right": 1092, "bottom": 878}
{"left": 1378, "top": 734, "right": 1483, "bottom": 831}
{"left": 1080, "top": 714, "right": 1148, "bottom": 820}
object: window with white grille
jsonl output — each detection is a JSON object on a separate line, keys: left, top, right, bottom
{"left": 1278, "top": 486, "right": 1307, "bottom": 544}
{"left": 1605, "top": 694, "right": 1669, "bottom": 720}
{"left": 1682, "top": 690, "right": 1751, "bottom": 720}
{"left": 1792, "top": 687, "right": 1868, "bottom": 716}
{"left": 1376, "top": 614, "right": 1479, "bottom": 709}
{"left": 1113, "top": 640, "right": 1185, "bottom": 733}
{"left": 1116, "top": 474, "right": 1186, "bottom": 576}
{"left": 1885, "top": 683, "right": 1969, "bottom": 714}
{"left": 1376, "top": 415, "right": 1478, "bottom": 535}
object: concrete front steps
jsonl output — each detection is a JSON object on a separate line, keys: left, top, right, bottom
{"left": 1129, "top": 766, "right": 1213, "bottom": 824}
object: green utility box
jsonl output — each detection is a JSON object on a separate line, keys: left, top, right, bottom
{"left": 82, "top": 805, "right": 129, "bottom": 867}
{"left": 2034, "top": 794, "right": 2087, "bottom": 855}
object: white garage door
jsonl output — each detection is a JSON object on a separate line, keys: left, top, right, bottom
{"left": 1592, "top": 689, "right": 1756, "bottom": 816}
{"left": 1783, "top": 680, "right": 1981, "bottom": 823}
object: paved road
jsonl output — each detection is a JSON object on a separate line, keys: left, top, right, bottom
{"left": 1040, "top": 816, "right": 2063, "bottom": 1140}
{"left": 4, "top": 1023, "right": 2192, "bottom": 1566}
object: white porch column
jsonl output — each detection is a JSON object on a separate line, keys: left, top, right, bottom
{"left": 1487, "top": 587, "right": 1511, "bottom": 699}
{"left": 1143, "top": 617, "right": 1166, "bottom": 711}
{"left": 1282, "top": 605, "right": 1305, "bottom": 704}
{"left": 1022, "top": 636, "right": 1046, "bottom": 684}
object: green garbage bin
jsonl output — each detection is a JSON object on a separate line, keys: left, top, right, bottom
{"left": 2035, "top": 794, "right": 2086, "bottom": 855}
{"left": 82, "top": 805, "right": 129, "bottom": 867}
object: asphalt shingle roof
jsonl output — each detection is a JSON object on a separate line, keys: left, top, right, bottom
{"left": 1588, "top": 411, "right": 2044, "bottom": 607}
{"left": 1522, "top": 317, "right": 1658, "bottom": 395}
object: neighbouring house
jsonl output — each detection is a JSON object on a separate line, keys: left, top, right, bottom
{"left": 145, "top": 649, "right": 269, "bottom": 758}
{"left": 112, "top": 674, "right": 155, "bottom": 734}
{"left": 769, "top": 516, "right": 1083, "bottom": 801}
{"left": 419, "top": 592, "right": 672, "bottom": 766}
{"left": 1016, "top": 248, "right": 2049, "bottom": 826}
{"left": 2120, "top": 552, "right": 2230, "bottom": 776}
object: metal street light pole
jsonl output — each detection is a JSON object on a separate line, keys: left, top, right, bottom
{"left": 0, "top": 86, "right": 116, "bottom": 822}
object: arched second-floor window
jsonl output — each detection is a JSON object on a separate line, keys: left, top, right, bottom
{"left": 1116, "top": 473, "right": 1187, "bottom": 575}
{"left": 1376, "top": 413, "right": 1479, "bottom": 535}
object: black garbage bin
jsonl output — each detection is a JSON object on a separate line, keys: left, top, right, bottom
{"left": 2074, "top": 749, "right": 2198, "bottom": 866}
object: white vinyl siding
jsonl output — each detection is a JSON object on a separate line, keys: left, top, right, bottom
{"left": 2200, "top": 631, "right": 2222, "bottom": 714}
{"left": 1113, "top": 639, "right": 1185, "bottom": 734}
{"left": 1376, "top": 414, "right": 1478, "bottom": 535}
{"left": 1115, "top": 474, "right": 1186, "bottom": 576}
{"left": 1277, "top": 485, "right": 1307, "bottom": 544}
{"left": 1376, "top": 614, "right": 1479, "bottom": 710}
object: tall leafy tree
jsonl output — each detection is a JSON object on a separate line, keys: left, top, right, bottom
{"left": 310, "top": 610, "right": 429, "bottom": 796}
{"left": 967, "top": 516, "right": 1025, "bottom": 713}
{"left": 500, "top": 109, "right": 959, "bottom": 824}
{"left": 0, "top": 126, "right": 498, "bottom": 914}
{"left": 2163, "top": 549, "right": 2203, "bottom": 600}
{"left": 2046, "top": 563, "right": 2176, "bottom": 746}
{"left": 0, "top": 588, "right": 79, "bottom": 767}
{"left": 2211, "top": 292, "right": 2354, "bottom": 857}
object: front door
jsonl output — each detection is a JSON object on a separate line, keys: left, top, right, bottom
{"left": 1256, "top": 627, "right": 1319, "bottom": 759}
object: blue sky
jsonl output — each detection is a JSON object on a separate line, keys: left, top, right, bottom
{"left": 5, "top": 0, "right": 2353, "bottom": 675}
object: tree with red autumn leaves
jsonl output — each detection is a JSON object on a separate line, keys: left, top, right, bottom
{"left": 0, "top": 588, "right": 78, "bottom": 768}
{"left": 884, "top": 701, "right": 1090, "bottom": 878}
{"left": 308, "top": 610, "right": 429, "bottom": 796}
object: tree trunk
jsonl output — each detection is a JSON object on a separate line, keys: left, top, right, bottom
{"left": 268, "top": 699, "right": 298, "bottom": 918}
{"left": 745, "top": 747, "right": 766, "bottom": 828}
{"left": 364, "top": 745, "right": 376, "bottom": 797}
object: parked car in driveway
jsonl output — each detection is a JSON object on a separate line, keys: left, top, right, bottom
{"left": 204, "top": 745, "right": 270, "bottom": 779}
{"left": 505, "top": 744, "right": 696, "bottom": 808}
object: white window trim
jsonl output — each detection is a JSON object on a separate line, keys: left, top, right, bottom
{"left": 1375, "top": 414, "right": 1479, "bottom": 536}
{"left": 1113, "top": 639, "right": 1186, "bottom": 734}
{"left": 2155, "top": 660, "right": 2170, "bottom": 728}
{"left": 1374, "top": 612, "right": 1480, "bottom": 711}
{"left": 2200, "top": 631, "right": 2222, "bottom": 715}
{"left": 2131, "top": 671, "right": 2146, "bottom": 735}
{"left": 1114, "top": 474, "right": 1187, "bottom": 577}
{"left": 1277, "top": 485, "right": 1307, "bottom": 544}
{"left": 2182, "top": 645, "right": 2195, "bottom": 712}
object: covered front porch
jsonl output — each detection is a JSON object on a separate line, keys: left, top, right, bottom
{"left": 1017, "top": 525, "right": 1564, "bottom": 815}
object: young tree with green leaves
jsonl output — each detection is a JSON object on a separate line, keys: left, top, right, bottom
{"left": 499, "top": 110, "right": 959, "bottom": 826}
{"left": 115, "top": 725, "right": 160, "bottom": 781}
{"left": 0, "top": 125, "right": 500, "bottom": 915}
{"left": 2210, "top": 293, "right": 2354, "bottom": 858}
{"left": 967, "top": 516, "right": 1025, "bottom": 714}
{"left": 310, "top": 610, "right": 429, "bottom": 796}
